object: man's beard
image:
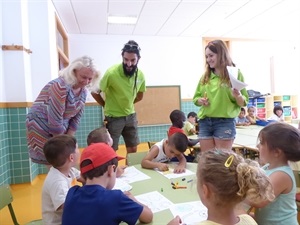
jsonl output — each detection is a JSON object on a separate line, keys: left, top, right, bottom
{"left": 123, "top": 63, "right": 138, "bottom": 77}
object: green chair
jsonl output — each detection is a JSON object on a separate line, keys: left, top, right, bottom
{"left": 127, "top": 152, "right": 148, "bottom": 166}
{"left": 293, "top": 170, "right": 300, "bottom": 211}
{"left": 0, "top": 184, "right": 42, "bottom": 225}
{"left": 147, "top": 141, "right": 156, "bottom": 149}
{"left": 0, "top": 184, "right": 19, "bottom": 225}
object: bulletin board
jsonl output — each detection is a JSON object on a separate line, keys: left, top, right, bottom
{"left": 135, "top": 85, "right": 181, "bottom": 126}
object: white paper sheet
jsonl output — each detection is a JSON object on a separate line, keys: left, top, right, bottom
{"left": 227, "top": 66, "right": 248, "bottom": 91}
{"left": 169, "top": 201, "right": 208, "bottom": 225}
{"left": 112, "top": 178, "right": 132, "bottom": 192}
{"left": 135, "top": 191, "right": 174, "bottom": 213}
{"left": 118, "top": 166, "right": 151, "bottom": 184}
{"left": 155, "top": 167, "right": 195, "bottom": 179}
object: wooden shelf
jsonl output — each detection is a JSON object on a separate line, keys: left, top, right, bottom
{"left": 248, "top": 95, "right": 298, "bottom": 122}
{"left": 2, "top": 45, "right": 32, "bottom": 54}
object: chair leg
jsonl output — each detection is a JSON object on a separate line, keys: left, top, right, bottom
{"left": 8, "top": 203, "right": 20, "bottom": 225}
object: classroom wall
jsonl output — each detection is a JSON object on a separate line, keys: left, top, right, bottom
{"left": 68, "top": 35, "right": 300, "bottom": 101}
{"left": 0, "top": 1, "right": 4, "bottom": 101}
{"left": 69, "top": 35, "right": 204, "bottom": 100}
{"left": 1, "top": 0, "right": 300, "bottom": 185}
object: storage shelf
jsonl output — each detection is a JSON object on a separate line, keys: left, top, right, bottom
{"left": 248, "top": 95, "right": 298, "bottom": 122}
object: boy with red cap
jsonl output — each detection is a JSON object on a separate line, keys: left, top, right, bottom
{"left": 62, "top": 143, "right": 153, "bottom": 225}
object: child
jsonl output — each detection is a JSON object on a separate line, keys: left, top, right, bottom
{"left": 251, "top": 123, "right": 300, "bottom": 225}
{"left": 268, "top": 105, "right": 285, "bottom": 122}
{"left": 42, "top": 135, "right": 84, "bottom": 225}
{"left": 235, "top": 107, "right": 251, "bottom": 126}
{"left": 167, "top": 150, "right": 274, "bottom": 225}
{"left": 183, "top": 111, "right": 198, "bottom": 135}
{"left": 168, "top": 109, "right": 199, "bottom": 147}
{"left": 141, "top": 132, "right": 188, "bottom": 173}
{"left": 246, "top": 106, "right": 266, "bottom": 124}
{"left": 61, "top": 143, "right": 153, "bottom": 225}
{"left": 87, "top": 126, "right": 126, "bottom": 177}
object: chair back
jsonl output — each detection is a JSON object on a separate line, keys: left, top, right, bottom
{"left": 147, "top": 141, "right": 156, "bottom": 149}
{"left": 0, "top": 184, "right": 19, "bottom": 225}
{"left": 127, "top": 152, "right": 148, "bottom": 166}
{"left": 0, "top": 184, "right": 13, "bottom": 210}
{"left": 293, "top": 170, "right": 300, "bottom": 187}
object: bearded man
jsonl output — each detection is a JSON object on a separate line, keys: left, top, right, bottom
{"left": 92, "top": 40, "right": 145, "bottom": 155}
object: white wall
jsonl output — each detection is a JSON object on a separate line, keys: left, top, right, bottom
{"left": 69, "top": 35, "right": 203, "bottom": 99}
{"left": 28, "top": 0, "right": 58, "bottom": 99}
{"left": 69, "top": 35, "right": 300, "bottom": 100}
{"left": 0, "top": 1, "right": 4, "bottom": 102}
{"left": 1, "top": 0, "right": 299, "bottom": 103}
{"left": 1, "top": 0, "right": 59, "bottom": 102}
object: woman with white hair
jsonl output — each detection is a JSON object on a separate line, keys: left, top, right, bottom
{"left": 26, "top": 56, "right": 100, "bottom": 165}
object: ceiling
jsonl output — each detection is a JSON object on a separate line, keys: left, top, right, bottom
{"left": 52, "top": 0, "right": 300, "bottom": 41}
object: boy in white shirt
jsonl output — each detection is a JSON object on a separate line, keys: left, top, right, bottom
{"left": 42, "top": 135, "right": 84, "bottom": 225}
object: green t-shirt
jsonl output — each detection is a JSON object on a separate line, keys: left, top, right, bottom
{"left": 193, "top": 70, "right": 249, "bottom": 119}
{"left": 100, "top": 64, "right": 146, "bottom": 117}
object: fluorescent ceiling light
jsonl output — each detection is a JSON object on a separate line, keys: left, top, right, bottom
{"left": 108, "top": 15, "right": 138, "bottom": 25}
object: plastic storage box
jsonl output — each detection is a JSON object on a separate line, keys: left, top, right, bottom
{"left": 256, "top": 120, "right": 276, "bottom": 126}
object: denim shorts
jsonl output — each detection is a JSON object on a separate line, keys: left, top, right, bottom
{"left": 198, "top": 117, "right": 236, "bottom": 140}
{"left": 105, "top": 113, "right": 139, "bottom": 150}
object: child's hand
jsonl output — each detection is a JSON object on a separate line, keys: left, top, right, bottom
{"left": 158, "top": 163, "right": 169, "bottom": 171}
{"left": 167, "top": 216, "right": 184, "bottom": 225}
{"left": 173, "top": 165, "right": 185, "bottom": 173}
{"left": 116, "top": 165, "right": 127, "bottom": 177}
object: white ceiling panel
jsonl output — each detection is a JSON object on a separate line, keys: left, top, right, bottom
{"left": 52, "top": 0, "right": 80, "bottom": 33}
{"left": 72, "top": 1, "right": 108, "bottom": 33}
{"left": 107, "top": 24, "right": 135, "bottom": 35}
{"left": 108, "top": 0, "right": 144, "bottom": 16}
{"left": 52, "top": 0, "right": 300, "bottom": 41}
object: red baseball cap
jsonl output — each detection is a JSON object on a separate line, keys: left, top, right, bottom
{"left": 80, "top": 143, "right": 125, "bottom": 174}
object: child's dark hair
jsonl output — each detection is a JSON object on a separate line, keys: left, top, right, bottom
{"left": 273, "top": 105, "right": 283, "bottom": 114}
{"left": 168, "top": 132, "right": 188, "bottom": 153}
{"left": 240, "top": 107, "right": 246, "bottom": 113}
{"left": 187, "top": 111, "right": 197, "bottom": 118}
{"left": 258, "top": 123, "right": 300, "bottom": 161}
{"left": 198, "top": 150, "right": 274, "bottom": 207}
{"left": 80, "top": 158, "right": 118, "bottom": 180}
{"left": 170, "top": 109, "right": 186, "bottom": 128}
{"left": 43, "top": 134, "right": 77, "bottom": 168}
{"left": 87, "top": 127, "right": 109, "bottom": 146}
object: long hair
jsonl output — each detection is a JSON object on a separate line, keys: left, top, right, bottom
{"left": 198, "top": 150, "right": 274, "bottom": 207}
{"left": 201, "top": 40, "right": 235, "bottom": 86}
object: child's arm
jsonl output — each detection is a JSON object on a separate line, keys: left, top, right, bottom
{"left": 167, "top": 216, "right": 182, "bottom": 225}
{"left": 141, "top": 146, "right": 169, "bottom": 171}
{"left": 249, "top": 171, "right": 291, "bottom": 208}
{"left": 246, "top": 115, "right": 256, "bottom": 124}
{"left": 124, "top": 191, "right": 153, "bottom": 224}
{"left": 256, "top": 115, "right": 265, "bottom": 121}
{"left": 173, "top": 153, "right": 187, "bottom": 173}
{"left": 116, "top": 165, "right": 127, "bottom": 177}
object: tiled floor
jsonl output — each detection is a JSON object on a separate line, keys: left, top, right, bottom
{"left": 0, "top": 143, "right": 149, "bottom": 225}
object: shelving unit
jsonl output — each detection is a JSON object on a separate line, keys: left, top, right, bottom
{"left": 247, "top": 95, "right": 298, "bottom": 122}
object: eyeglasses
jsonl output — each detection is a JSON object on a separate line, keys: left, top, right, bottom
{"left": 122, "top": 43, "right": 141, "bottom": 52}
